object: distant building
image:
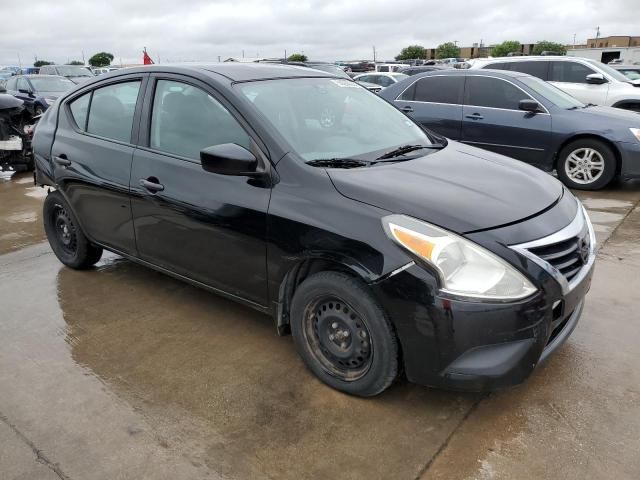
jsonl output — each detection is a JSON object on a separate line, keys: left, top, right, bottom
{"left": 424, "top": 43, "right": 536, "bottom": 60}
{"left": 568, "top": 35, "right": 640, "bottom": 64}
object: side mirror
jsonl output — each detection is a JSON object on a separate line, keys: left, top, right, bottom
{"left": 200, "top": 143, "right": 260, "bottom": 176}
{"left": 586, "top": 73, "right": 607, "bottom": 85}
{"left": 519, "top": 99, "right": 541, "bottom": 113}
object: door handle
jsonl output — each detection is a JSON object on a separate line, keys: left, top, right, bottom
{"left": 465, "top": 113, "right": 484, "bottom": 120}
{"left": 401, "top": 105, "right": 414, "bottom": 113}
{"left": 139, "top": 178, "right": 164, "bottom": 193}
{"left": 53, "top": 155, "right": 71, "bottom": 167}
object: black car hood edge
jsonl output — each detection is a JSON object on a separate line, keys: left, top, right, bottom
{"left": 327, "top": 141, "right": 564, "bottom": 234}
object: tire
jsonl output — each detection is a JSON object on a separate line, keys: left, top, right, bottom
{"left": 556, "top": 138, "right": 616, "bottom": 190}
{"left": 290, "top": 271, "right": 399, "bottom": 397}
{"left": 43, "top": 191, "right": 103, "bottom": 269}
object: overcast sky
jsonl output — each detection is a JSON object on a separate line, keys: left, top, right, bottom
{"left": 0, "top": 0, "right": 637, "bottom": 66}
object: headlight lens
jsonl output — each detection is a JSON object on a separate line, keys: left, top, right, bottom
{"left": 382, "top": 215, "right": 536, "bottom": 300}
{"left": 630, "top": 128, "right": 640, "bottom": 142}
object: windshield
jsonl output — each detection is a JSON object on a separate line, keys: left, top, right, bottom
{"left": 519, "top": 76, "right": 585, "bottom": 109}
{"left": 619, "top": 69, "right": 640, "bottom": 80}
{"left": 307, "top": 64, "right": 351, "bottom": 79}
{"left": 56, "top": 66, "right": 93, "bottom": 77}
{"left": 29, "top": 76, "right": 75, "bottom": 92}
{"left": 237, "top": 78, "right": 432, "bottom": 162}
{"left": 584, "top": 59, "right": 632, "bottom": 83}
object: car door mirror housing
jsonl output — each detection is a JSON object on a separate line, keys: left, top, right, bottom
{"left": 519, "top": 99, "right": 541, "bottom": 113}
{"left": 585, "top": 73, "right": 607, "bottom": 85}
{"left": 200, "top": 143, "right": 260, "bottom": 176}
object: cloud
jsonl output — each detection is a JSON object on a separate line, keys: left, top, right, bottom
{"left": 0, "top": 0, "right": 636, "bottom": 66}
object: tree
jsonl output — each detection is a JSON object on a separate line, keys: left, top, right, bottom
{"left": 34, "top": 60, "right": 53, "bottom": 68}
{"left": 395, "top": 45, "right": 426, "bottom": 61}
{"left": 491, "top": 41, "right": 522, "bottom": 57}
{"left": 88, "top": 52, "right": 114, "bottom": 67}
{"left": 436, "top": 42, "right": 460, "bottom": 59}
{"left": 287, "top": 53, "right": 308, "bottom": 62}
{"left": 67, "top": 60, "right": 84, "bottom": 65}
{"left": 532, "top": 41, "right": 567, "bottom": 55}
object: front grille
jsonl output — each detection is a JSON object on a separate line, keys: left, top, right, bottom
{"left": 527, "top": 229, "right": 589, "bottom": 283}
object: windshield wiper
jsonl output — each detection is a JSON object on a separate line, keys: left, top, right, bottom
{"left": 583, "top": 103, "right": 597, "bottom": 108}
{"left": 375, "top": 143, "right": 444, "bottom": 160}
{"left": 306, "top": 158, "right": 370, "bottom": 168}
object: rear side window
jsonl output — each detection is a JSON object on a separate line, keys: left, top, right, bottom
{"left": 549, "top": 61, "right": 595, "bottom": 83}
{"left": 485, "top": 62, "right": 510, "bottom": 71}
{"left": 86, "top": 81, "right": 141, "bottom": 142}
{"left": 69, "top": 92, "right": 91, "bottom": 130}
{"left": 413, "top": 76, "right": 464, "bottom": 104}
{"left": 513, "top": 61, "right": 549, "bottom": 80}
{"left": 464, "top": 76, "right": 531, "bottom": 110}
{"left": 149, "top": 80, "right": 251, "bottom": 161}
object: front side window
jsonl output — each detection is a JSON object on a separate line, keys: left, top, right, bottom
{"left": 237, "top": 77, "right": 431, "bottom": 162}
{"left": 87, "top": 81, "right": 141, "bottom": 142}
{"left": 464, "top": 76, "right": 531, "bottom": 110}
{"left": 150, "top": 80, "right": 251, "bottom": 160}
{"left": 549, "top": 61, "right": 595, "bottom": 83}
{"left": 413, "top": 76, "right": 464, "bottom": 104}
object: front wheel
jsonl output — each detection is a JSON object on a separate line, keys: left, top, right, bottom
{"left": 43, "top": 191, "right": 103, "bottom": 269}
{"left": 290, "top": 271, "right": 399, "bottom": 397}
{"left": 557, "top": 139, "right": 616, "bottom": 190}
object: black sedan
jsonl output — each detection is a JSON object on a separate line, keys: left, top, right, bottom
{"left": 380, "top": 69, "right": 640, "bottom": 189}
{"left": 33, "top": 64, "right": 594, "bottom": 396}
{"left": 4, "top": 75, "right": 75, "bottom": 115}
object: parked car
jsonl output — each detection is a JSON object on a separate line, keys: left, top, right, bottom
{"left": 287, "top": 62, "right": 383, "bottom": 92}
{"left": 397, "top": 65, "right": 450, "bottom": 76}
{"left": 4, "top": 75, "right": 75, "bottom": 115}
{"left": 374, "top": 63, "right": 409, "bottom": 73}
{"left": 0, "top": 93, "right": 37, "bottom": 172}
{"left": 380, "top": 69, "right": 640, "bottom": 189}
{"left": 92, "top": 67, "right": 121, "bottom": 75}
{"left": 469, "top": 56, "right": 640, "bottom": 111}
{"left": 353, "top": 72, "right": 408, "bottom": 89}
{"left": 613, "top": 65, "right": 640, "bottom": 81}
{"left": 39, "top": 64, "right": 94, "bottom": 84}
{"left": 34, "top": 63, "right": 595, "bottom": 396}
{"left": 17, "top": 67, "right": 40, "bottom": 75}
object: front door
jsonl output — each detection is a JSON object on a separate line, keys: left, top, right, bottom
{"left": 461, "top": 75, "right": 551, "bottom": 167}
{"left": 548, "top": 60, "right": 609, "bottom": 105}
{"left": 50, "top": 77, "right": 146, "bottom": 255}
{"left": 130, "top": 76, "right": 271, "bottom": 306}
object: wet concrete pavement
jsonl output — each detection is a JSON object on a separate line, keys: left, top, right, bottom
{"left": 1, "top": 172, "right": 639, "bottom": 479}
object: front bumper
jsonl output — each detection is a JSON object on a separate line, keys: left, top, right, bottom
{"left": 371, "top": 205, "right": 596, "bottom": 392}
{"left": 617, "top": 140, "right": 640, "bottom": 180}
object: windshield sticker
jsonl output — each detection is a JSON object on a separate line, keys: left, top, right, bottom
{"left": 330, "top": 79, "right": 359, "bottom": 88}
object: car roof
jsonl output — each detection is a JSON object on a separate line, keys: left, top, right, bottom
{"left": 19, "top": 74, "right": 68, "bottom": 79}
{"left": 409, "top": 69, "right": 529, "bottom": 79}
{"left": 146, "top": 63, "right": 337, "bottom": 82}
{"left": 473, "top": 55, "right": 588, "bottom": 63}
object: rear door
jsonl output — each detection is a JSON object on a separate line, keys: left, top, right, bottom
{"left": 548, "top": 60, "right": 609, "bottom": 105}
{"left": 129, "top": 75, "right": 271, "bottom": 306}
{"left": 50, "top": 75, "right": 147, "bottom": 255}
{"left": 461, "top": 75, "right": 551, "bottom": 166}
{"left": 393, "top": 75, "right": 464, "bottom": 139}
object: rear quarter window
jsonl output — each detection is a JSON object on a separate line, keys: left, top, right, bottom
{"left": 69, "top": 92, "right": 91, "bottom": 130}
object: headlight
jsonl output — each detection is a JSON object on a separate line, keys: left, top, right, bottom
{"left": 630, "top": 128, "right": 640, "bottom": 142}
{"left": 382, "top": 215, "right": 537, "bottom": 300}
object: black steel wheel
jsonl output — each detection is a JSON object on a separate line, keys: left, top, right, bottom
{"left": 290, "top": 271, "right": 399, "bottom": 397}
{"left": 43, "top": 190, "right": 103, "bottom": 269}
{"left": 303, "top": 296, "right": 373, "bottom": 381}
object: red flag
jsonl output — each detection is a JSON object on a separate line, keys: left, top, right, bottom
{"left": 143, "top": 49, "right": 154, "bottom": 65}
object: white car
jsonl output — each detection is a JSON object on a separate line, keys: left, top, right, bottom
{"left": 469, "top": 56, "right": 640, "bottom": 112}
{"left": 353, "top": 72, "right": 408, "bottom": 89}
{"left": 374, "top": 63, "right": 409, "bottom": 73}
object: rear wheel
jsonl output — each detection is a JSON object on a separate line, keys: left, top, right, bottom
{"left": 43, "top": 191, "right": 103, "bottom": 269}
{"left": 290, "top": 271, "right": 399, "bottom": 397}
{"left": 557, "top": 139, "right": 616, "bottom": 190}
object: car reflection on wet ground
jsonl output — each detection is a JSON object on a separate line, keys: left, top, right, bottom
{"left": 1, "top": 172, "right": 639, "bottom": 480}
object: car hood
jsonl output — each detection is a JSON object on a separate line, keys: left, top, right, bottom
{"left": 327, "top": 141, "right": 564, "bottom": 234}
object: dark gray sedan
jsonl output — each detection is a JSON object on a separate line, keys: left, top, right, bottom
{"left": 380, "top": 69, "right": 640, "bottom": 189}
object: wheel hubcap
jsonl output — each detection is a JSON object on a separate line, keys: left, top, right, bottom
{"left": 565, "top": 148, "right": 604, "bottom": 185}
{"left": 303, "top": 297, "right": 372, "bottom": 381}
